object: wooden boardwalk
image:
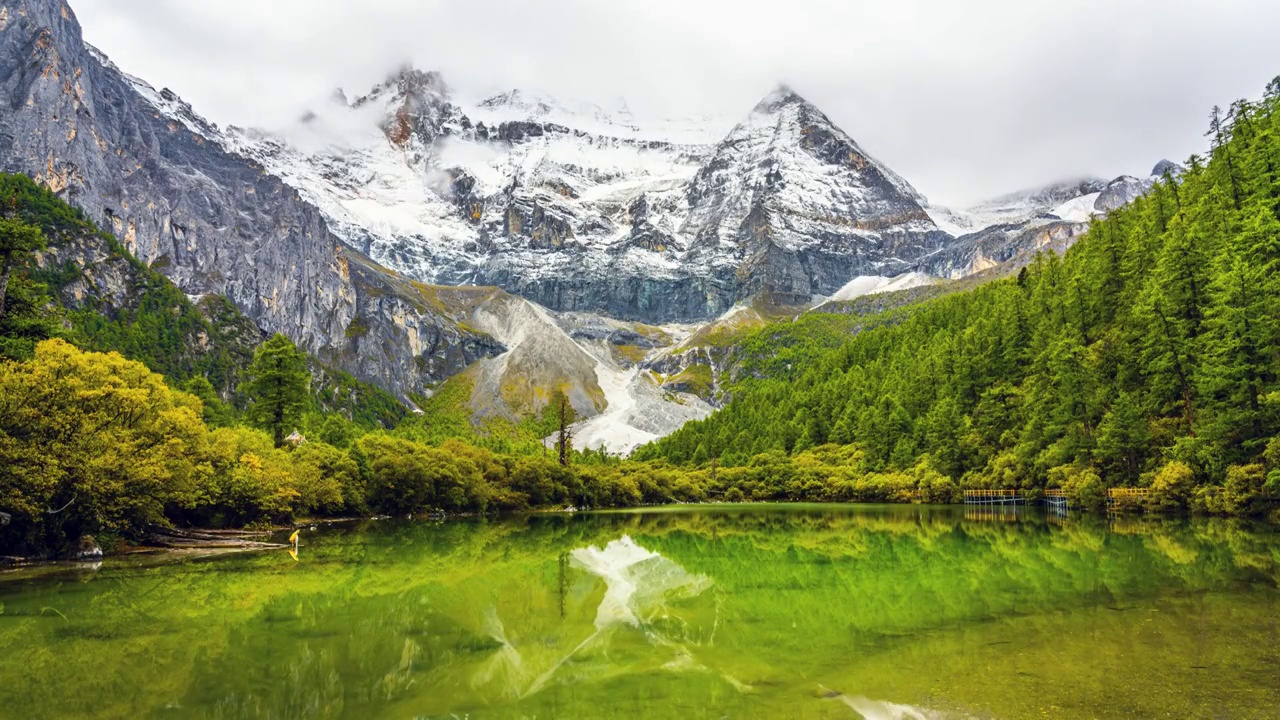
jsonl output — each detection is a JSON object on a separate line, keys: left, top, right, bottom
{"left": 964, "top": 505, "right": 1026, "bottom": 523}
{"left": 962, "top": 488, "right": 1071, "bottom": 517}
{"left": 1043, "top": 488, "right": 1070, "bottom": 514}
{"left": 1107, "top": 488, "right": 1150, "bottom": 512}
{"left": 962, "top": 489, "right": 1025, "bottom": 506}
{"left": 957, "top": 487, "right": 1152, "bottom": 517}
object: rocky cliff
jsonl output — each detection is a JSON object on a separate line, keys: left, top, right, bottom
{"left": 0, "top": 0, "right": 500, "bottom": 400}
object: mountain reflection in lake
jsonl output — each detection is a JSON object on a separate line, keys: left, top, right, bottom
{"left": 1, "top": 504, "right": 1278, "bottom": 719}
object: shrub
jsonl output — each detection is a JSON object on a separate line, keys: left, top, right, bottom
{"left": 292, "top": 442, "right": 360, "bottom": 514}
{"left": 1048, "top": 464, "right": 1106, "bottom": 512}
{"left": 913, "top": 456, "right": 961, "bottom": 504}
{"left": 198, "top": 426, "right": 299, "bottom": 526}
{"left": 1146, "top": 461, "right": 1195, "bottom": 513}
{"left": 1221, "top": 464, "right": 1268, "bottom": 517}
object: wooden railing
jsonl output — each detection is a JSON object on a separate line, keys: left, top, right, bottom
{"left": 963, "top": 489, "right": 1023, "bottom": 499}
{"left": 1107, "top": 488, "right": 1150, "bottom": 500}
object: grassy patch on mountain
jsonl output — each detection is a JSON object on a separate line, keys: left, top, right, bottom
{"left": 662, "top": 363, "right": 714, "bottom": 399}
{"left": 397, "top": 369, "right": 565, "bottom": 455}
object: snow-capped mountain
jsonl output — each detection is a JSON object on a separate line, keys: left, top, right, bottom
{"left": 109, "top": 60, "right": 1177, "bottom": 450}
{"left": 919, "top": 162, "right": 1180, "bottom": 278}
{"left": 211, "top": 68, "right": 951, "bottom": 323}
{"left": 5, "top": 0, "right": 1180, "bottom": 456}
{"left": 211, "top": 66, "right": 1173, "bottom": 317}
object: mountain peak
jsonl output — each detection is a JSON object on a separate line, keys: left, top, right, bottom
{"left": 753, "top": 84, "right": 809, "bottom": 114}
{"left": 352, "top": 65, "right": 449, "bottom": 108}
{"left": 389, "top": 65, "right": 449, "bottom": 98}
{"left": 1151, "top": 159, "right": 1183, "bottom": 178}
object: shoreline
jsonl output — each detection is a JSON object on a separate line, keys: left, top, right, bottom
{"left": 6, "top": 501, "right": 1276, "bottom": 572}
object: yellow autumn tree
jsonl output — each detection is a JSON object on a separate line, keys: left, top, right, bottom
{"left": 0, "top": 339, "right": 208, "bottom": 553}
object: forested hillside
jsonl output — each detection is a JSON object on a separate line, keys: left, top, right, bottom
{"left": 0, "top": 174, "right": 404, "bottom": 428}
{"left": 7, "top": 80, "right": 1280, "bottom": 560}
{"left": 640, "top": 80, "right": 1280, "bottom": 513}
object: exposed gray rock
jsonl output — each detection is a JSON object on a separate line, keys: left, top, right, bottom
{"left": 1094, "top": 175, "right": 1155, "bottom": 213}
{"left": 478, "top": 264, "right": 737, "bottom": 323}
{"left": 0, "top": 0, "right": 500, "bottom": 400}
{"left": 917, "top": 219, "right": 1088, "bottom": 279}
{"left": 605, "top": 328, "right": 661, "bottom": 349}
{"left": 1151, "top": 159, "right": 1183, "bottom": 178}
{"left": 32, "top": 223, "right": 263, "bottom": 396}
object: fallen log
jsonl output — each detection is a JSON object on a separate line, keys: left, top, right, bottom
{"left": 146, "top": 527, "right": 288, "bottom": 550}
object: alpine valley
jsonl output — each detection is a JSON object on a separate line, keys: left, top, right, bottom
{"left": 0, "top": 0, "right": 1175, "bottom": 453}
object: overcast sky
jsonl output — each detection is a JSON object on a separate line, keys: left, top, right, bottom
{"left": 74, "top": 0, "right": 1280, "bottom": 207}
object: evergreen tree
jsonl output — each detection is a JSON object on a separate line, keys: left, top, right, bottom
{"left": 556, "top": 395, "right": 573, "bottom": 467}
{"left": 0, "top": 216, "right": 45, "bottom": 322}
{"left": 183, "top": 376, "right": 235, "bottom": 427}
{"left": 0, "top": 217, "right": 59, "bottom": 360}
{"left": 241, "top": 333, "right": 311, "bottom": 447}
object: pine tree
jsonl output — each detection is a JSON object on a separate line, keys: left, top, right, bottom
{"left": 1095, "top": 392, "right": 1150, "bottom": 482}
{"left": 0, "top": 216, "right": 58, "bottom": 360}
{"left": 0, "top": 217, "right": 45, "bottom": 323}
{"left": 1197, "top": 247, "right": 1272, "bottom": 457}
{"left": 556, "top": 395, "right": 572, "bottom": 467}
{"left": 241, "top": 333, "right": 311, "bottom": 447}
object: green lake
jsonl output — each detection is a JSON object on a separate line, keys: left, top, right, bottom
{"left": 2, "top": 504, "right": 1279, "bottom": 719}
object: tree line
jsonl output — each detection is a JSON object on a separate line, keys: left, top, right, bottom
{"left": 638, "top": 79, "right": 1280, "bottom": 516}
{"left": 5, "top": 79, "right": 1280, "bottom": 557}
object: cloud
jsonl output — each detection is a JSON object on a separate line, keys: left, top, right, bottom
{"left": 73, "top": 0, "right": 1280, "bottom": 206}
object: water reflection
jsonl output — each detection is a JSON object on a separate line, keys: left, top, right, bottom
{"left": 571, "top": 535, "right": 712, "bottom": 631}
{"left": 1, "top": 506, "right": 1278, "bottom": 719}
{"left": 509, "top": 536, "right": 718, "bottom": 698}
{"left": 833, "top": 693, "right": 945, "bottom": 720}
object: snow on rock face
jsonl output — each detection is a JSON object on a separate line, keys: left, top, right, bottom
{"left": 1093, "top": 174, "right": 1159, "bottom": 213}
{"left": 680, "top": 86, "right": 948, "bottom": 306}
{"left": 219, "top": 68, "right": 731, "bottom": 323}
{"left": 917, "top": 217, "right": 1090, "bottom": 279}
{"left": 926, "top": 177, "right": 1108, "bottom": 236}
{"left": 1051, "top": 192, "right": 1104, "bottom": 223}
{"left": 920, "top": 167, "right": 1171, "bottom": 278}
{"left": 213, "top": 70, "right": 949, "bottom": 323}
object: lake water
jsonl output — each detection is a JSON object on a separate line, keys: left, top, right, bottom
{"left": 1, "top": 504, "right": 1279, "bottom": 719}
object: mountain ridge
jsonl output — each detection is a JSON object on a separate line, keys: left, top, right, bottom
{"left": 0, "top": 0, "right": 1176, "bottom": 453}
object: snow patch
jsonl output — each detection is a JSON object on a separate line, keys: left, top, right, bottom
{"left": 826, "top": 272, "right": 935, "bottom": 303}
{"left": 559, "top": 334, "right": 713, "bottom": 456}
{"left": 1050, "top": 192, "right": 1103, "bottom": 223}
